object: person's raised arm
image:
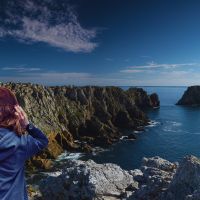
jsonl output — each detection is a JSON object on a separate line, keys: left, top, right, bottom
{"left": 14, "top": 105, "right": 49, "bottom": 159}
{"left": 25, "top": 122, "right": 48, "bottom": 159}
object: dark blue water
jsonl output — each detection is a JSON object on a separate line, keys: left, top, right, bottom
{"left": 81, "top": 86, "right": 200, "bottom": 170}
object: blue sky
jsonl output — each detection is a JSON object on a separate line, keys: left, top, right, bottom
{"left": 1, "top": 0, "right": 200, "bottom": 86}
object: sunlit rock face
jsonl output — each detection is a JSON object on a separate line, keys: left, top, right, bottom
{"left": 0, "top": 82, "right": 159, "bottom": 170}
{"left": 30, "top": 156, "right": 172, "bottom": 200}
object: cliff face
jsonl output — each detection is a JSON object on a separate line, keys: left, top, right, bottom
{"left": 177, "top": 86, "right": 200, "bottom": 105}
{"left": 126, "top": 88, "right": 160, "bottom": 109}
{"left": 0, "top": 83, "right": 159, "bottom": 170}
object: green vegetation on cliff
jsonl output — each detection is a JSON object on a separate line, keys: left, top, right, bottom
{"left": 0, "top": 82, "right": 159, "bottom": 170}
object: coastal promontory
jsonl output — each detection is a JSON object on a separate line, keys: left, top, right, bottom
{"left": 0, "top": 82, "right": 159, "bottom": 171}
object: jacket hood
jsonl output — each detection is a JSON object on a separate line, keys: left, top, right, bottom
{"left": 0, "top": 127, "right": 19, "bottom": 161}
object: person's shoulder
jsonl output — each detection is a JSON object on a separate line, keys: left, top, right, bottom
{"left": 0, "top": 127, "right": 21, "bottom": 149}
{"left": 0, "top": 127, "right": 19, "bottom": 138}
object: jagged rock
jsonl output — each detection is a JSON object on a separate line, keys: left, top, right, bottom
{"left": 29, "top": 155, "right": 200, "bottom": 200}
{"left": 177, "top": 86, "right": 200, "bottom": 105}
{"left": 185, "top": 189, "right": 200, "bottom": 200}
{"left": 38, "top": 159, "right": 136, "bottom": 200}
{"left": 43, "top": 133, "right": 64, "bottom": 159}
{"left": 27, "top": 185, "right": 43, "bottom": 200}
{"left": 126, "top": 87, "right": 160, "bottom": 109}
{"left": 128, "top": 169, "right": 144, "bottom": 183}
{"left": 54, "top": 131, "right": 80, "bottom": 151}
{"left": 163, "top": 155, "right": 200, "bottom": 200}
{"left": 130, "top": 156, "right": 176, "bottom": 200}
{"left": 149, "top": 93, "right": 160, "bottom": 108}
{"left": 81, "top": 143, "right": 93, "bottom": 153}
{"left": 142, "top": 156, "right": 176, "bottom": 172}
{"left": 0, "top": 82, "right": 159, "bottom": 170}
{"left": 114, "top": 110, "right": 135, "bottom": 129}
{"left": 30, "top": 158, "right": 53, "bottom": 170}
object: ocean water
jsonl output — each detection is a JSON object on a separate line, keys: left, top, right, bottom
{"left": 79, "top": 86, "right": 200, "bottom": 170}
{"left": 28, "top": 86, "right": 200, "bottom": 185}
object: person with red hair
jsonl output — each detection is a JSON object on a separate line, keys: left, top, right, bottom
{"left": 0, "top": 86, "right": 49, "bottom": 200}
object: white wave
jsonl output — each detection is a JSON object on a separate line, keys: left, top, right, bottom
{"left": 55, "top": 151, "right": 84, "bottom": 162}
{"left": 40, "top": 171, "right": 62, "bottom": 177}
{"left": 163, "top": 128, "right": 181, "bottom": 133}
{"left": 134, "top": 130, "right": 143, "bottom": 133}
{"left": 172, "top": 122, "right": 182, "bottom": 126}
{"left": 120, "top": 136, "right": 128, "bottom": 140}
{"left": 191, "top": 132, "right": 200, "bottom": 135}
{"left": 91, "top": 146, "right": 110, "bottom": 156}
{"left": 146, "top": 120, "right": 161, "bottom": 128}
{"left": 166, "top": 121, "right": 182, "bottom": 127}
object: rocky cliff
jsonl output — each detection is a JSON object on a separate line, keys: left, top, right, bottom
{"left": 29, "top": 155, "right": 200, "bottom": 200}
{"left": 177, "top": 86, "right": 200, "bottom": 105}
{"left": 0, "top": 82, "right": 159, "bottom": 171}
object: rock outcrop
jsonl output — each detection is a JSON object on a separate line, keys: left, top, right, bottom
{"left": 30, "top": 155, "right": 200, "bottom": 200}
{"left": 38, "top": 159, "right": 135, "bottom": 200}
{"left": 125, "top": 88, "right": 160, "bottom": 109}
{"left": 164, "top": 156, "right": 200, "bottom": 200}
{"left": 177, "top": 86, "right": 200, "bottom": 105}
{"left": 0, "top": 82, "right": 159, "bottom": 170}
{"left": 130, "top": 156, "right": 177, "bottom": 200}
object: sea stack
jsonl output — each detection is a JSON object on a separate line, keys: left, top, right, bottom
{"left": 177, "top": 86, "right": 200, "bottom": 106}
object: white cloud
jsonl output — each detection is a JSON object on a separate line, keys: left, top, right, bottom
{"left": 1, "top": 69, "right": 200, "bottom": 86}
{"left": 119, "top": 69, "right": 146, "bottom": 73}
{"left": 0, "top": 71, "right": 93, "bottom": 85}
{"left": 38, "top": 72, "right": 91, "bottom": 80}
{"left": 105, "top": 58, "right": 114, "bottom": 61}
{"left": 0, "top": 0, "right": 98, "bottom": 53}
{"left": 120, "top": 62, "right": 198, "bottom": 73}
{"left": 1, "top": 67, "right": 41, "bottom": 72}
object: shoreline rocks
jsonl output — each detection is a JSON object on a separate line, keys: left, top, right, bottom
{"left": 30, "top": 155, "right": 200, "bottom": 200}
{"left": 0, "top": 82, "right": 159, "bottom": 171}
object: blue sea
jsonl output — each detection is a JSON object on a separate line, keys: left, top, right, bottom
{"left": 79, "top": 86, "right": 200, "bottom": 170}
{"left": 27, "top": 87, "right": 200, "bottom": 185}
{"left": 28, "top": 86, "right": 200, "bottom": 185}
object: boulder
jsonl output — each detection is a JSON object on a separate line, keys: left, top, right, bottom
{"left": 164, "top": 155, "right": 200, "bottom": 200}
{"left": 29, "top": 155, "right": 200, "bottom": 200}
{"left": 38, "top": 159, "right": 136, "bottom": 200}
{"left": 131, "top": 156, "right": 176, "bottom": 200}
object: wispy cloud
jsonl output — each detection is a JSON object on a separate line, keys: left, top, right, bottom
{"left": 105, "top": 58, "right": 114, "bottom": 61}
{"left": 140, "top": 56, "right": 153, "bottom": 59}
{"left": 119, "top": 69, "right": 146, "bottom": 73}
{"left": 120, "top": 62, "right": 198, "bottom": 73}
{"left": 1, "top": 67, "right": 41, "bottom": 72}
{"left": 124, "top": 58, "right": 130, "bottom": 62}
{"left": 0, "top": 70, "right": 93, "bottom": 85}
{"left": 38, "top": 72, "right": 91, "bottom": 79}
{"left": 0, "top": 0, "right": 98, "bottom": 53}
{"left": 0, "top": 68, "right": 200, "bottom": 86}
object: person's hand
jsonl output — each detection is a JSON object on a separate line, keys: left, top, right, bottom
{"left": 14, "top": 105, "right": 29, "bottom": 129}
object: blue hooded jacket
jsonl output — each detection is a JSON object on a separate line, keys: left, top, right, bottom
{"left": 0, "top": 124, "right": 49, "bottom": 200}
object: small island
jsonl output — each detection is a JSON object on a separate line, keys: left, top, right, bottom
{"left": 176, "top": 86, "right": 200, "bottom": 106}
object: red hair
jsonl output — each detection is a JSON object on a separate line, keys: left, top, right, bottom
{"left": 0, "top": 87, "right": 26, "bottom": 136}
